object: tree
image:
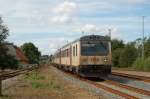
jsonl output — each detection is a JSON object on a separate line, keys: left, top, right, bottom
{"left": 144, "top": 37, "right": 150, "bottom": 58}
{"left": 119, "top": 43, "right": 138, "bottom": 67}
{"left": 111, "top": 39, "right": 125, "bottom": 67}
{"left": 21, "top": 43, "right": 41, "bottom": 64}
{"left": 0, "top": 17, "right": 18, "bottom": 70}
{"left": 112, "top": 48, "right": 123, "bottom": 67}
{"left": 111, "top": 39, "right": 125, "bottom": 51}
{"left": 0, "top": 17, "right": 9, "bottom": 43}
{"left": 49, "top": 55, "right": 53, "bottom": 62}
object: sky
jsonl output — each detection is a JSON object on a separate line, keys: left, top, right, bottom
{"left": 0, "top": 0, "right": 150, "bottom": 55}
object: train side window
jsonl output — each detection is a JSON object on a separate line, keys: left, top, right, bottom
{"left": 76, "top": 44, "right": 77, "bottom": 56}
{"left": 73, "top": 46, "right": 75, "bottom": 56}
{"left": 67, "top": 49, "right": 68, "bottom": 57}
{"left": 72, "top": 47, "right": 74, "bottom": 56}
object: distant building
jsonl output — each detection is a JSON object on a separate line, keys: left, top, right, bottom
{"left": 5, "top": 43, "right": 28, "bottom": 64}
{"left": 40, "top": 55, "right": 49, "bottom": 60}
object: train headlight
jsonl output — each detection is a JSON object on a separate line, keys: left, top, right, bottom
{"left": 104, "top": 57, "right": 108, "bottom": 62}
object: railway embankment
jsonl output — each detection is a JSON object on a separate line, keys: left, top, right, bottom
{"left": 1, "top": 65, "right": 103, "bottom": 99}
{"left": 1, "top": 65, "right": 150, "bottom": 99}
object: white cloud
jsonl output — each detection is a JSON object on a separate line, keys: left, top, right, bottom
{"left": 53, "top": 1, "right": 77, "bottom": 14}
{"left": 51, "top": 1, "right": 77, "bottom": 23}
{"left": 76, "top": 23, "right": 122, "bottom": 39}
{"left": 0, "top": 0, "right": 149, "bottom": 55}
{"left": 51, "top": 15, "right": 72, "bottom": 23}
{"left": 81, "top": 24, "right": 102, "bottom": 33}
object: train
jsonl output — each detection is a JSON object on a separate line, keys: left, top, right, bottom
{"left": 52, "top": 35, "right": 112, "bottom": 77}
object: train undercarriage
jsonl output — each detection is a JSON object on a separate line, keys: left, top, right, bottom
{"left": 52, "top": 63, "right": 111, "bottom": 78}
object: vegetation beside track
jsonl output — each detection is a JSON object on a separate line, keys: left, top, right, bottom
{"left": 24, "top": 72, "right": 62, "bottom": 90}
{"left": 133, "top": 57, "right": 150, "bottom": 71}
{"left": 1, "top": 65, "right": 103, "bottom": 99}
{"left": 112, "top": 38, "right": 150, "bottom": 71}
{"left": 0, "top": 17, "right": 19, "bottom": 70}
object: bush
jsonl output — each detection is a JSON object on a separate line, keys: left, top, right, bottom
{"left": 112, "top": 48, "right": 123, "bottom": 67}
{"left": 0, "top": 44, "right": 19, "bottom": 70}
{"left": 133, "top": 57, "right": 150, "bottom": 71}
{"left": 119, "top": 44, "right": 137, "bottom": 67}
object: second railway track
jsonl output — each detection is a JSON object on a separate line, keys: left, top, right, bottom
{"left": 112, "top": 72, "right": 150, "bottom": 83}
{"left": 104, "top": 79, "right": 150, "bottom": 96}
{"left": 53, "top": 66, "right": 150, "bottom": 99}
{"left": 0, "top": 66, "right": 38, "bottom": 80}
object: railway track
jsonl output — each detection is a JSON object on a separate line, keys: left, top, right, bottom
{"left": 53, "top": 66, "right": 150, "bottom": 99}
{"left": 0, "top": 66, "right": 38, "bottom": 96}
{"left": 112, "top": 72, "right": 150, "bottom": 83}
{"left": 0, "top": 67, "right": 37, "bottom": 80}
{"left": 104, "top": 79, "right": 150, "bottom": 96}
{"left": 82, "top": 78, "right": 139, "bottom": 99}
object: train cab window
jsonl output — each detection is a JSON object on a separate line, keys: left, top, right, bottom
{"left": 81, "top": 41, "right": 109, "bottom": 56}
{"left": 76, "top": 44, "right": 77, "bottom": 56}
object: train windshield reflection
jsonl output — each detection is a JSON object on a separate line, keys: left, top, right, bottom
{"left": 81, "top": 41, "right": 109, "bottom": 56}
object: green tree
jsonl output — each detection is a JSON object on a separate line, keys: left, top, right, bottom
{"left": 21, "top": 43, "right": 41, "bottom": 64}
{"left": 119, "top": 43, "right": 138, "bottom": 67}
{"left": 111, "top": 39, "right": 125, "bottom": 67}
{"left": 0, "top": 17, "right": 9, "bottom": 43}
{"left": 111, "top": 39, "right": 125, "bottom": 51}
{"left": 112, "top": 48, "right": 123, "bottom": 67}
{"left": 144, "top": 37, "right": 150, "bottom": 58}
{"left": 0, "top": 17, "right": 18, "bottom": 70}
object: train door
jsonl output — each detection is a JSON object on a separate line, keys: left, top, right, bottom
{"left": 70, "top": 46, "right": 72, "bottom": 65}
{"left": 59, "top": 49, "right": 61, "bottom": 64}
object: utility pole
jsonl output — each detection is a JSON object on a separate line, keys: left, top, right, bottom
{"left": 142, "top": 16, "right": 145, "bottom": 60}
{"left": 108, "top": 28, "right": 112, "bottom": 58}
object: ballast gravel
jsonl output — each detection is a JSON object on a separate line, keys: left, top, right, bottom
{"left": 108, "top": 75, "right": 150, "bottom": 91}
{"left": 52, "top": 66, "right": 124, "bottom": 99}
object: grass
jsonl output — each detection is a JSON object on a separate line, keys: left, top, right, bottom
{"left": 24, "top": 72, "right": 45, "bottom": 81}
{"left": 133, "top": 57, "right": 150, "bottom": 71}
{"left": 31, "top": 81, "right": 62, "bottom": 90}
{"left": 24, "top": 72, "right": 62, "bottom": 90}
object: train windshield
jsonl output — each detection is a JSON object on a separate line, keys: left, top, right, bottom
{"left": 81, "top": 41, "right": 109, "bottom": 56}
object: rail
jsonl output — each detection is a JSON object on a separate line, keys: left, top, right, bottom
{"left": 104, "top": 80, "right": 150, "bottom": 96}
{"left": 112, "top": 72, "right": 150, "bottom": 83}
{"left": 0, "top": 65, "right": 38, "bottom": 96}
{"left": 52, "top": 66, "right": 140, "bottom": 99}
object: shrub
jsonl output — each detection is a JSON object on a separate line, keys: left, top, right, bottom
{"left": 119, "top": 44, "right": 137, "bottom": 67}
{"left": 112, "top": 48, "right": 123, "bottom": 67}
{"left": 133, "top": 57, "right": 150, "bottom": 71}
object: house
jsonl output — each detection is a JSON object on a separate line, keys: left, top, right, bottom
{"left": 5, "top": 43, "right": 28, "bottom": 64}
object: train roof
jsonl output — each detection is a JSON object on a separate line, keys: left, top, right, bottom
{"left": 59, "top": 35, "right": 110, "bottom": 50}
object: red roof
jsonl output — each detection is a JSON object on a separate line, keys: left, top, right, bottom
{"left": 15, "top": 47, "right": 28, "bottom": 63}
